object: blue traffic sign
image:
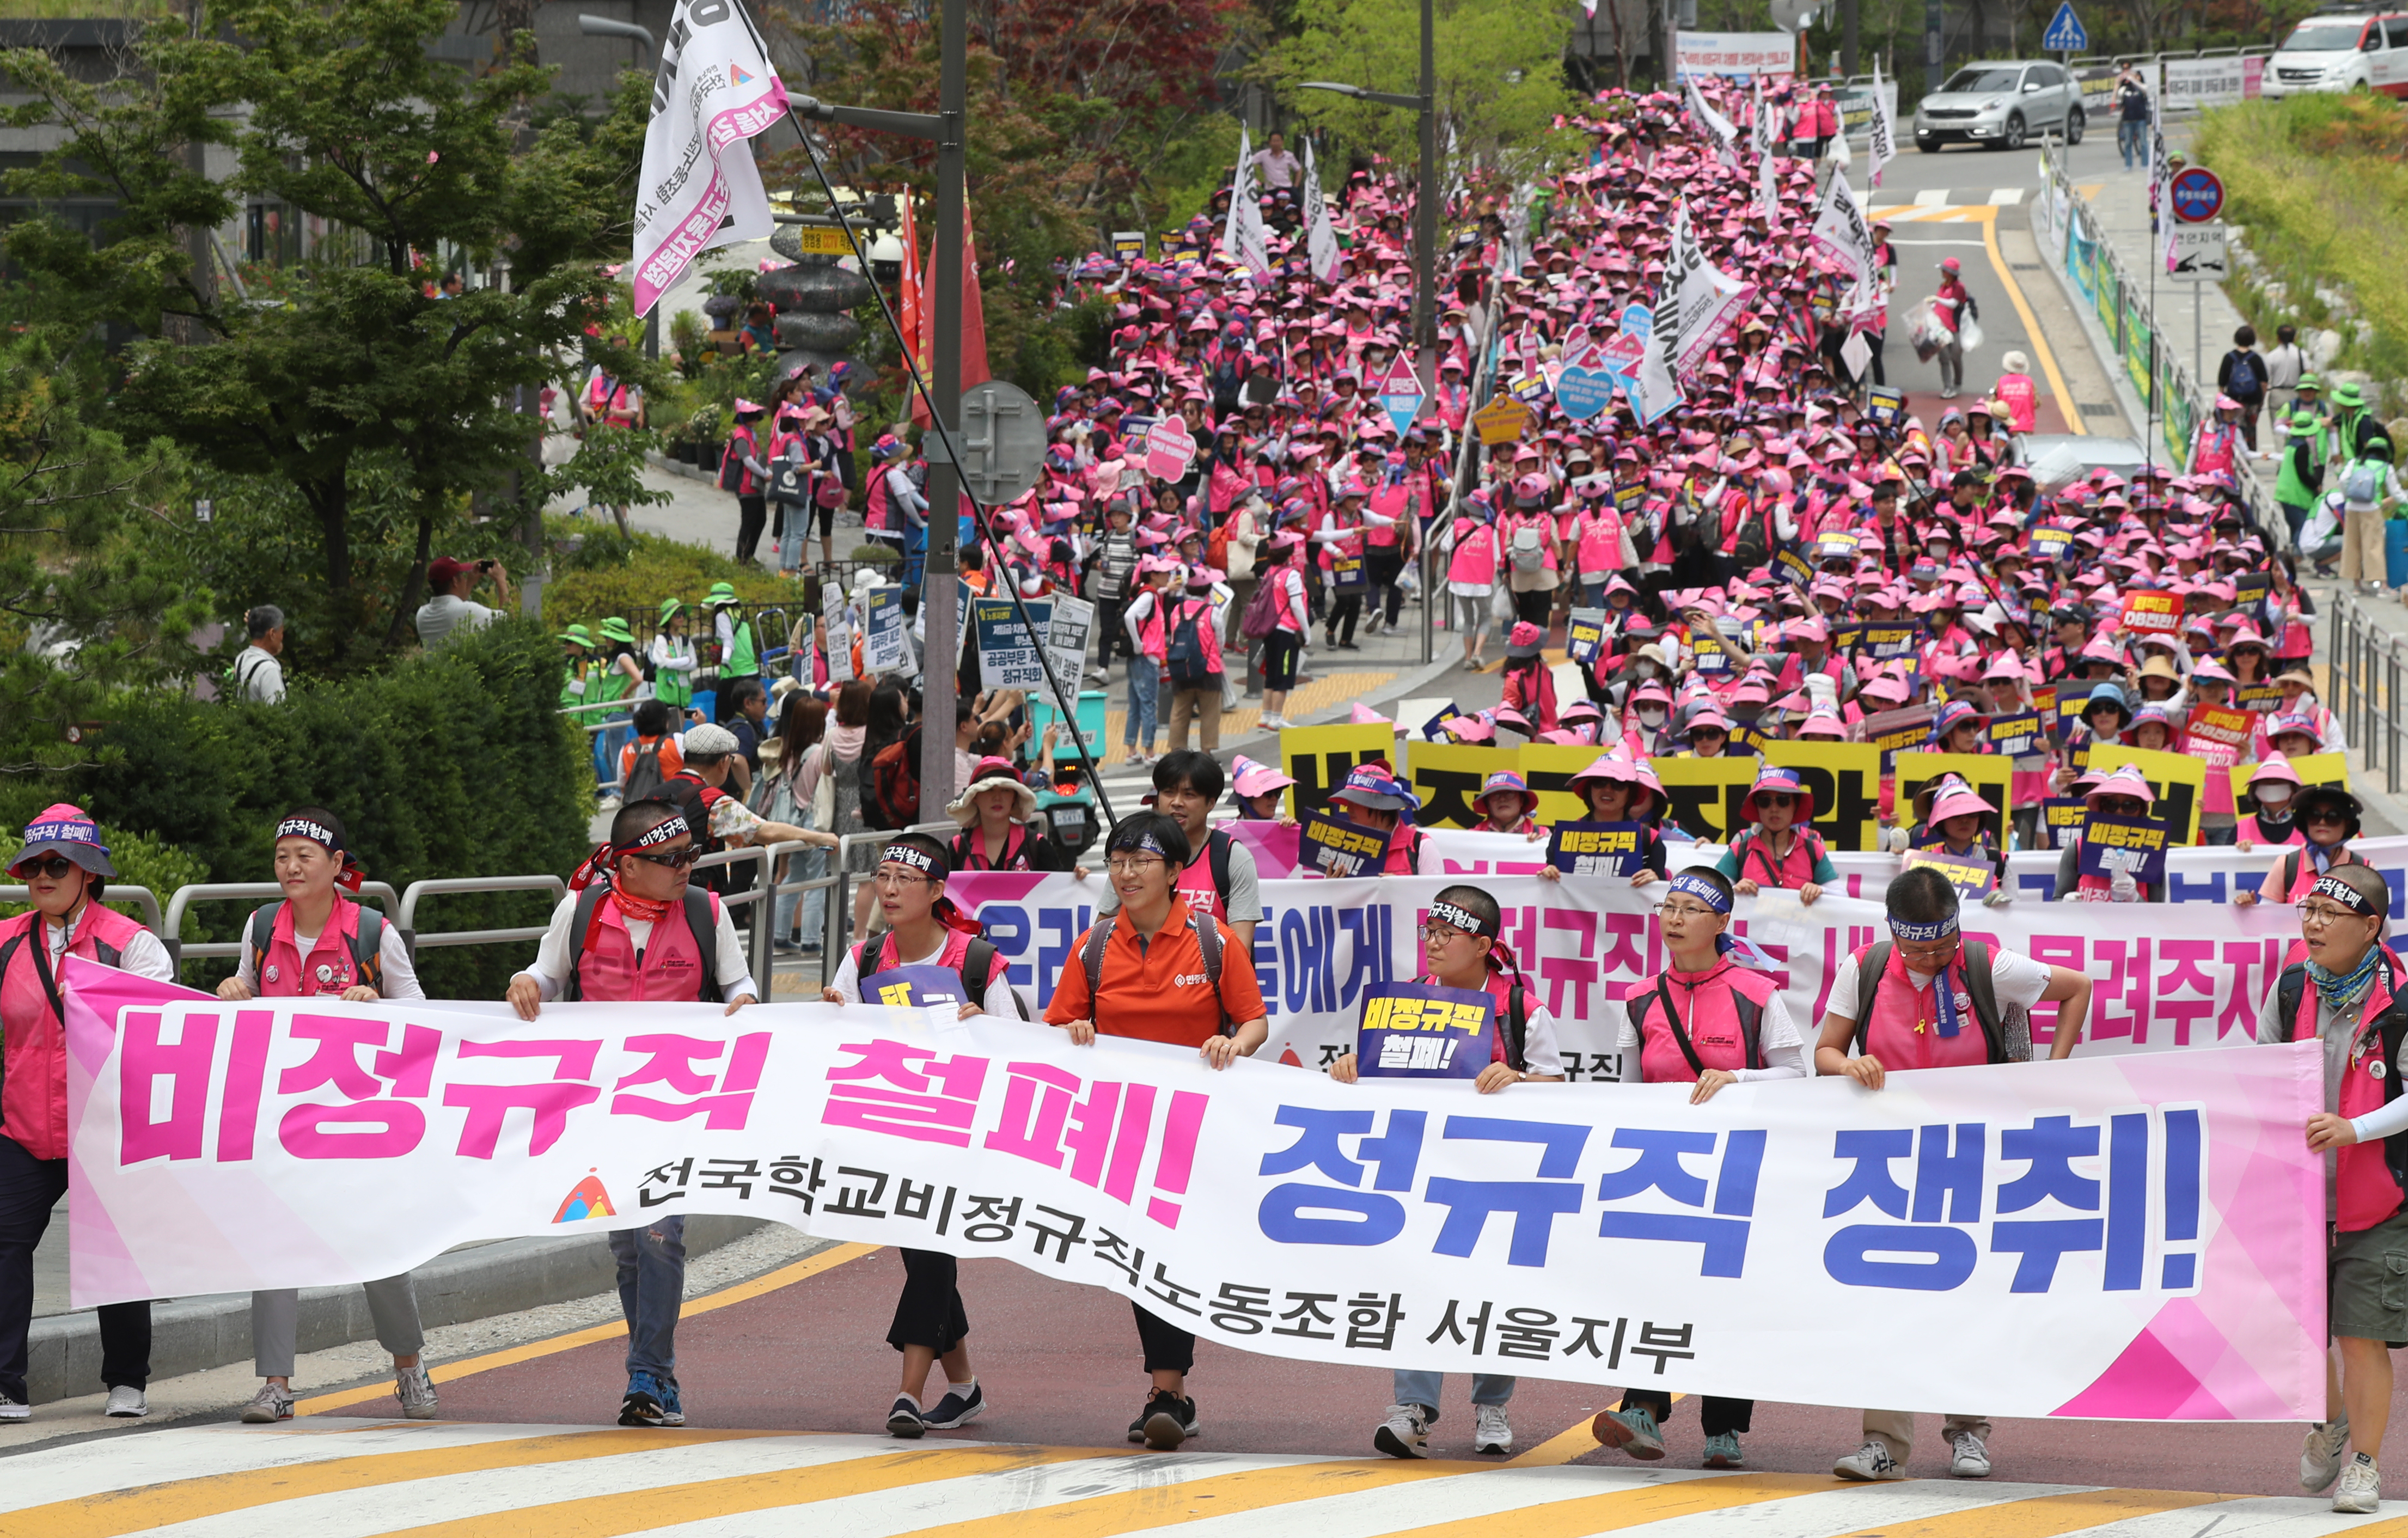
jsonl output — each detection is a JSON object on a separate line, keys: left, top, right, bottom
{"left": 2168, "top": 166, "right": 2224, "bottom": 224}
{"left": 2040, "top": 0, "right": 2088, "bottom": 51}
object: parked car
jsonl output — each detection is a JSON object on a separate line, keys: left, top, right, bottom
{"left": 2263, "top": 9, "right": 2408, "bottom": 97}
{"left": 1914, "top": 60, "right": 2085, "bottom": 151}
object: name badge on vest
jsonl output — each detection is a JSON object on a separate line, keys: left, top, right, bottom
{"left": 264, "top": 963, "right": 279, "bottom": 984}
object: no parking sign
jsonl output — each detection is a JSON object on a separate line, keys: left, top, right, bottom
{"left": 2168, "top": 166, "right": 2224, "bottom": 224}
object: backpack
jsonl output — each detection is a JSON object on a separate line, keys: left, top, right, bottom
{"left": 1081, "top": 906, "right": 1231, "bottom": 1033}
{"left": 851, "top": 932, "right": 1004, "bottom": 1004}
{"left": 561, "top": 883, "right": 723, "bottom": 1003}
{"left": 1240, "top": 570, "right": 1286, "bottom": 639}
{"left": 247, "top": 901, "right": 386, "bottom": 995}
{"left": 1493, "top": 982, "right": 1535, "bottom": 1073}
{"left": 622, "top": 737, "right": 669, "bottom": 803}
{"left": 1731, "top": 507, "right": 1770, "bottom": 570}
{"left": 2343, "top": 460, "right": 2382, "bottom": 505}
{"left": 2226, "top": 350, "right": 2260, "bottom": 396}
{"left": 1850, "top": 939, "right": 2031, "bottom": 1064}
{"left": 224, "top": 649, "right": 274, "bottom": 703}
{"left": 1508, "top": 522, "right": 1547, "bottom": 573}
{"left": 862, "top": 725, "right": 922, "bottom": 829}
{"left": 1165, "top": 599, "right": 1217, "bottom": 686}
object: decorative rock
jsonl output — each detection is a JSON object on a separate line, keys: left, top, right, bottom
{"left": 2306, "top": 329, "right": 2344, "bottom": 370}
{"left": 775, "top": 310, "right": 863, "bottom": 352}
{"left": 758, "top": 262, "right": 876, "bottom": 314}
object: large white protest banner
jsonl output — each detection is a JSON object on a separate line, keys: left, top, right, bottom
{"left": 631, "top": 0, "right": 789, "bottom": 316}
{"left": 1666, "top": 203, "right": 1758, "bottom": 381}
{"left": 68, "top": 961, "right": 2319, "bottom": 1419}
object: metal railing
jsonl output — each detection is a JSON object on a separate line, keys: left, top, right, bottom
{"left": 398, "top": 876, "right": 568, "bottom": 954}
{"left": 161, "top": 881, "right": 405, "bottom": 970}
{"left": 2328, "top": 591, "right": 2403, "bottom": 797}
{"left": 0, "top": 884, "right": 162, "bottom": 933}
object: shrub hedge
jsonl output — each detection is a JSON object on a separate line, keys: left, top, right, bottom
{"left": 73, "top": 619, "right": 594, "bottom": 998}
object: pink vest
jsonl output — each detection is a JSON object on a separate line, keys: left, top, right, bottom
{"left": 1269, "top": 567, "right": 1305, "bottom": 632}
{"left": 258, "top": 896, "right": 370, "bottom": 997}
{"left": 858, "top": 925, "right": 974, "bottom": 981}
{"left": 1574, "top": 508, "right": 1624, "bottom": 574}
{"left": 1735, "top": 826, "right": 1823, "bottom": 889}
{"left": 2271, "top": 846, "right": 2353, "bottom": 904}
{"left": 1854, "top": 941, "right": 1990, "bottom": 1071}
{"left": 1134, "top": 591, "right": 1170, "bottom": 662}
{"left": 2247, "top": 814, "right": 2307, "bottom": 850}
{"left": 1447, "top": 520, "right": 1499, "bottom": 586}
{"left": 2296, "top": 956, "right": 2408, "bottom": 1231}
{"left": 1176, "top": 835, "right": 1225, "bottom": 920}
{"left": 1171, "top": 595, "right": 1225, "bottom": 675}
{"left": 0, "top": 904, "right": 147, "bottom": 1161}
{"left": 1630, "top": 962, "right": 1777, "bottom": 1084}
{"left": 1382, "top": 823, "right": 1423, "bottom": 876}
{"left": 865, "top": 464, "right": 891, "bottom": 532}
{"left": 576, "top": 890, "right": 719, "bottom": 1002}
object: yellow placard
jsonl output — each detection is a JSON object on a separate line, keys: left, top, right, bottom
{"left": 1280, "top": 723, "right": 1397, "bottom": 821}
{"left": 2081, "top": 743, "right": 2208, "bottom": 845}
{"left": 1651, "top": 756, "right": 1761, "bottom": 842}
{"left": 1473, "top": 398, "right": 1532, "bottom": 446}
{"left": 1408, "top": 742, "right": 1523, "bottom": 829}
{"left": 1517, "top": 742, "right": 1609, "bottom": 828}
{"left": 1763, "top": 740, "right": 1884, "bottom": 853}
{"left": 1890, "top": 750, "right": 2013, "bottom": 845}
{"left": 2230, "top": 751, "right": 2351, "bottom": 810}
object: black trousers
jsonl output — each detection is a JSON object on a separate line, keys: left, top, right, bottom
{"left": 1095, "top": 596, "right": 1129, "bottom": 664}
{"left": 1325, "top": 590, "right": 1364, "bottom": 645}
{"left": 886, "top": 1248, "right": 969, "bottom": 1356}
{"left": 1367, "top": 547, "right": 1406, "bottom": 625}
{"left": 735, "top": 493, "right": 768, "bottom": 564}
{"left": 1133, "top": 1300, "right": 1194, "bottom": 1374}
{"left": 1623, "top": 1387, "right": 1752, "bottom": 1435}
{"left": 0, "top": 1133, "right": 150, "bottom": 1401}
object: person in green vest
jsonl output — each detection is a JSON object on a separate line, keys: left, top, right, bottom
{"left": 2275, "top": 408, "right": 2327, "bottom": 553}
{"left": 591, "top": 616, "right": 646, "bottom": 803}
{"left": 706, "top": 582, "right": 760, "bottom": 723}
{"left": 2295, "top": 375, "right": 2333, "bottom": 473}
{"left": 2330, "top": 380, "right": 2381, "bottom": 465}
{"left": 557, "top": 624, "right": 595, "bottom": 711}
{"left": 650, "top": 600, "right": 700, "bottom": 715}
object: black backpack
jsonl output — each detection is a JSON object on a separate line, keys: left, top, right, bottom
{"left": 851, "top": 932, "right": 1004, "bottom": 1004}
{"left": 1731, "top": 507, "right": 1771, "bottom": 571}
{"left": 623, "top": 738, "right": 669, "bottom": 803}
{"left": 1165, "top": 598, "right": 1217, "bottom": 686}
{"left": 246, "top": 901, "right": 385, "bottom": 994}
{"left": 1850, "top": 939, "right": 2028, "bottom": 1064}
{"left": 562, "top": 882, "right": 724, "bottom": 1003}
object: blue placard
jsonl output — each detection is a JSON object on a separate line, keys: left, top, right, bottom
{"left": 858, "top": 964, "right": 976, "bottom": 1008}
{"left": 1355, "top": 981, "right": 1496, "bottom": 1079}
{"left": 1548, "top": 820, "right": 1647, "bottom": 877}
{"left": 1301, "top": 808, "right": 1390, "bottom": 878}
{"left": 1987, "top": 710, "right": 2045, "bottom": 758}
{"left": 1330, "top": 553, "right": 1367, "bottom": 590}
{"left": 1566, "top": 609, "right": 1607, "bottom": 663}
{"left": 1555, "top": 362, "right": 1617, "bottom": 422}
{"left": 2077, "top": 814, "right": 2169, "bottom": 885}
{"left": 1859, "top": 622, "right": 1923, "bottom": 660}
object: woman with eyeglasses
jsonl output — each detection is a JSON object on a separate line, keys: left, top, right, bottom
{"left": 217, "top": 808, "right": 432, "bottom": 1427}
{"left": 0, "top": 806, "right": 174, "bottom": 1424}
{"left": 1593, "top": 866, "right": 1805, "bottom": 1471}
{"left": 2238, "top": 785, "right": 2367, "bottom": 910}
{"left": 507, "top": 798, "right": 760, "bottom": 1433}
{"left": 2259, "top": 862, "right": 2407, "bottom": 1515}
{"left": 822, "top": 833, "right": 1019, "bottom": 1442}
{"left": 1047, "top": 812, "right": 1268, "bottom": 1455}
{"left": 1813, "top": 864, "right": 2093, "bottom": 1485}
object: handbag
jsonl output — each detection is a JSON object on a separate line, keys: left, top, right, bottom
{"left": 768, "top": 461, "right": 810, "bottom": 506}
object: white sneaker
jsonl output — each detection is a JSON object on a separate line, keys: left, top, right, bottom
{"left": 2304, "top": 1418, "right": 2353, "bottom": 1492}
{"left": 0, "top": 1394, "right": 27, "bottom": 1423}
{"left": 1258, "top": 715, "right": 1286, "bottom": 730}
{"left": 1834, "top": 1438, "right": 1905, "bottom": 1481}
{"left": 1373, "top": 1402, "right": 1429, "bottom": 1459}
{"left": 2336, "top": 1455, "right": 2382, "bottom": 1513}
{"left": 395, "top": 1364, "right": 438, "bottom": 1420}
{"left": 239, "top": 1381, "right": 294, "bottom": 1424}
{"left": 103, "top": 1386, "right": 148, "bottom": 1418}
{"left": 1474, "top": 1402, "right": 1513, "bottom": 1455}
{"left": 1948, "top": 1430, "right": 1991, "bottom": 1478}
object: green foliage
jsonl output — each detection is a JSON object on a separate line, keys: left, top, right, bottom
{"left": 0, "top": 826, "right": 210, "bottom": 942}
{"left": 1131, "top": 112, "right": 1245, "bottom": 235}
{"left": 74, "top": 620, "right": 593, "bottom": 997}
{"left": 541, "top": 518, "right": 812, "bottom": 635}
{"left": 2196, "top": 95, "right": 2408, "bottom": 392}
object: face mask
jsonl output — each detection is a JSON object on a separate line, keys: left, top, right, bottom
{"left": 2256, "top": 783, "right": 2294, "bottom": 810}
{"left": 1635, "top": 660, "right": 1661, "bottom": 679}
{"left": 1637, "top": 707, "right": 1666, "bottom": 728}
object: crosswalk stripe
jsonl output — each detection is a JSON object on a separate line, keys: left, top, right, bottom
{"left": 1913, "top": 189, "right": 1950, "bottom": 206}
{"left": 1989, "top": 188, "right": 2027, "bottom": 204}
{"left": 2067, "top": 1495, "right": 2408, "bottom": 1538}
{"left": 1822, "top": 1484, "right": 2231, "bottom": 1538}
{"left": 3, "top": 1428, "right": 794, "bottom": 1538}
{"left": 1372, "top": 1469, "right": 1868, "bottom": 1538}
{"left": 869, "top": 1455, "right": 1496, "bottom": 1538}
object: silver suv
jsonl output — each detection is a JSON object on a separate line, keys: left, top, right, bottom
{"left": 1914, "top": 60, "right": 2086, "bottom": 151}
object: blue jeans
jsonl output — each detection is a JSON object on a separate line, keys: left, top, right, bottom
{"left": 1124, "top": 661, "right": 1160, "bottom": 752}
{"left": 2118, "top": 119, "right": 2146, "bottom": 167}
{"left": 1394, "top": 1370, "right": 1515, "bottom": 1419}
{"left": 609, "top": 1214, "right": 686, "bottom": 1382}
{"left": 778, "top": 844, "right": 829, "bottom": 949}
{"left": 596, "top": 716, "right": 634, "bottom": 790}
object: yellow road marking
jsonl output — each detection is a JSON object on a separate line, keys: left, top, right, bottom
{"left": 372, "top": 1443, "right": 1127, "bottom": 1537}
{"left": 2, "top": 1429, "right": 789, "bottom": 1538}
{"left": 1823, "top": 1485, "right": 2229, "bottom": 1538}
{"left": 296, "top": 1243, "right": 879, "bottom": 1416}
{"left": 1382, "top": 1470, "right": 1855, "bottom": 1538}
{"left": 1980, "top": 209, "right": 2085, "bottom": 437}
{"left": 1505, "top": 1391, "right": 1686, "bottom": 1468}
{"left": 903, "top": 1456, "right": 1489, "bottom": 1537}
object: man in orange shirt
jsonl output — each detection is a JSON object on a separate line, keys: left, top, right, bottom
{"left": 1047, "top": 811, "right": 1268, "bottom": 1450}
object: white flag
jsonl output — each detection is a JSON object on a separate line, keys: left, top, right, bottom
{"left": 1628, "top": 309, "right": 1685, "bottom": 426}
{"left": 1866, "top": 58, "right": 1897, "bottom": 188}
{"left": 1756, "top": 123, "right": 1780, "bottom": 223}
{"left": 1665, "top": 200, "right": 1758, "bottom": 380}
{"left": 1221, "top": 124, "right": 1273, "bottom": 281}
{"left": 1810, "top": 166, "right": 1878, "bottom": 284}
{"left": 630, "top": 0, "right": 789, "bottom": 316}
{"left": 1301, "top": 137, "right": 1342, "bottom": 284}
{"left": 1685, "top": 77, "right": 1740, "bottom": 167}
{"left": 2149, "top": 125, "right": 2178, "bottom": 275}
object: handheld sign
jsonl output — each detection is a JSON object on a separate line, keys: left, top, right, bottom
{"left": 1865, "top": 385, "right": 1906, "bottom": 427}
{"left": 1330, "top": 552, "right": 1367, "bottom": 590}
{"left": 2079, "top": 813, "right": 2169, "bottom": 886}
{"left": 1902, "top": 846, "right": 1997, "bottom": 898}
{"left": 1987, "top": 711, "right": 2044, "bottom": 758}
{"left": 1377, "top": 358, "right": 1426, "bottom": 436}
{"left": 2081, "top": 744, "right": 2206, "bottom": 844}
{"left": 1356, "top": 982, "right": 1495, "bottom": 1079}
{"left": 1857, "top": 621, "right": 1923, "bottom": 661}
{"left": 2029, "top": 526, "right": 2074, "bottom": 562}
{"left": 1472, "top": 398, "right": 1531, "bottom": 446}
{"left": 2182, "top": 701, "right": 2254, "bottom": 764}
{"left": 1775, "top": 548, "right": 1815, "bottom": 588}
{"left": 1764, "top": 739, "right": 1884, "bottom": 852}
{"left": 973, "top": 595, "right": 1051, "bottom": 690}
{"left": 2234, "top": 570, "right": 2272, "bottom": 608}
{"left": 859, "top": 965, "right": 976, "bottom": 1008}
{"left": 2120, "top": 590, "right": 2181, "bottom": 635}
{"left": 2236, "top": 681, "right": 2283, "bottom": 714}
{"left": 1144, "top": 416, "right": 1198, "bottom": 481}
{"left": 1691, "top": 631, "right": 1732, "bottom": 674}
{"left": 2040, "top": 796, "right": 2090, "bottom": 850}
{"left": 1817, "top": 532, "right": 1861, "bottom": 564}
{"left": 1548, "top": 820, "right": 1646, "bottom": 877}
{"left": 1300, "top": 808, "right": 1390, "bottom": 878}
{"left": 1566, "top": 608, "right": 1608, "bottom": 664}
{"left": 2231, "top": 751, "right": 2351, "bottom": 814}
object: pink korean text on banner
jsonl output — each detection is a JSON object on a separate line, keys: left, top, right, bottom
{"left": 65, "top": 959, "right": 2322, "bottom": 1418}
{"left": 631, "top": 0, "right": 791, "bottom": 316}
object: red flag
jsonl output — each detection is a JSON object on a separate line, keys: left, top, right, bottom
{"left": 912, "top": 196, "right": 992, "bottom": 427}
{"left": 897, "top": 191, "right": 926, "bottom": 402}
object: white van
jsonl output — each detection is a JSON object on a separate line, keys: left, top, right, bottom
{"left": 2262, "top": 10, "right": 2408, "bottom": 97}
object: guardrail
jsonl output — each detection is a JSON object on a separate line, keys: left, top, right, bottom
{"left": 2327, "top": 591, "right": 2403, "bottom": 797}
{"left": 398, "top": 876, "right": 567, "bottom": 954}
{"left": 161, "top": 881, "right": 406, "bottom": 971}
{"left": 0, "top": 884, "right": 162, "bottom": 934}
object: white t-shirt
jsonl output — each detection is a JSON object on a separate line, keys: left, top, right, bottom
{"left": 829, "top": 931, "right": 1024, "bottom": 1019}
{"left": 1506, "top": 997, "right": 1566, "bottom": 1078}
{"left": 1822, "top": 945, "right": 2053, "bottom": 1022}
{"left": 515, "top": 890, "right": 757, "bottom": 1003}
{"left": 233, "top": 911, "right": 424, "bottom": 999}
{"left": 1614, "top": 980, "right": 1808, "bottom": 1083}
{"left": 231, "top": 645, "right": 285, "bottom": 704}
{"left": 43, "top": 908, "right": 175, "bottom": 982}
{"left": 415, "top": 594, "right": 498, "bottom": 649}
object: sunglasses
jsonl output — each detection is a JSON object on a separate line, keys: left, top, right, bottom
{"left": 2304, "top": 809, "right": 2350, "bottom": 825}
{"left": 1753, "top": 792, "right": 1795, "bottom": 808}
{"left": 10, "top": 855, "right": 78, "bottom": 880}
{"left": 627, "top": 846, "right": 701, "bottom": 869}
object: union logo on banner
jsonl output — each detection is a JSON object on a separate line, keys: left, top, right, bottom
{"left": 554, "top": 1171, "right": 616, "bottom": 1223}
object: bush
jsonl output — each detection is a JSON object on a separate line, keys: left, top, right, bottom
{"left": 0, "top": 824, "right": 211, "bottom": 944}
{"left": 74, "top": 619, "right": 594, "bottom": 998}
{"left": 541, "top": 516, "right": 812, "bottom": 635}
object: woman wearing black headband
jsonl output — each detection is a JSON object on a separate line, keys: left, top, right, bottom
{"left": 216, "top": 807, "right": 434, "bottom": 1429}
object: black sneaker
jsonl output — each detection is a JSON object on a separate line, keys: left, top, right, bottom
{"left": 887, "top": 1394, "right": 926, "bottom": 1439}
{"left": 618, "top": 1389, "right": 667, "bottom": 1427}
{"left": 921, "top": 1381, "right": 986, "bottom": 1430}
{"left": 1132, "top": 1390, "right": 1199, "bottom": 1450}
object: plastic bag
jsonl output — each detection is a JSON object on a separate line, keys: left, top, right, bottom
{"left": 1903, "top": 297, "right": 1947, "bottom": 361}
{"left": 1958, "top": 314, "right": 1985, "bottom": 352}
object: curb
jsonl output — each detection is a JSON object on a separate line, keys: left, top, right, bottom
{"left": 28, "top": 1215, "right": 766, "bottom": 1405}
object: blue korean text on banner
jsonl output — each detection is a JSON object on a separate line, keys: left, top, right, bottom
{"left": 1300, "top": 808, "right": 1390, "bottom": 879}
{"left": 864, "top": 585, "right": 908, "bottom": 674}
{"left": 859, "top": 965, "right": 977, "bottom": 1008}
{"left": 1355, "top": 981, "right": 1496, "bottom": 1079}
{"left": 1987, "top": 711, "right": 2045, "bottom": 758}
{"left": 1549, "top": 820, "right": 1647, "bottom": 877}
{"left": 1901, "top": 846, "right": 1997, "bottom": 897}
{"left": 973, "top": 595, "right": 1052, "bottom": 691}
{"left": 2079, "top": 814, "right": 2171, "bottom": 885}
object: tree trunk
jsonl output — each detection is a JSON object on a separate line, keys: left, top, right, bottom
{"left": 384, "top": 509, "right": 436, "bottom": 651}
{"left": 494, "top": 0, "right": 538, "bottom": 68}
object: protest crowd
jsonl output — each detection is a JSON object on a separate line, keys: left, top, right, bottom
{"left": 11, "top": 72, "right": 2408, "bottom": 1518}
